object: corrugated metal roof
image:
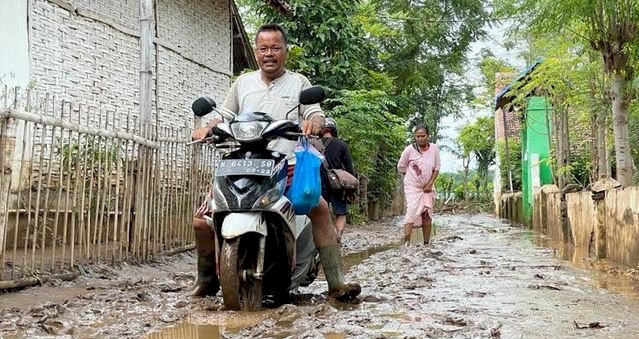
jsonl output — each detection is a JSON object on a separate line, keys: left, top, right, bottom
{"left": 232, "top": 1, "right": 259, "bottom": 74}
{"left": 494, "top": 58, "right": 543, "bottom": 110}
{"left": 231, "top": 0, "right": 292, "bottom": 74}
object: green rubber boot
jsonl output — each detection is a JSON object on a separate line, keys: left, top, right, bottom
{"left": 193, "top": 222, "right": 219, "bottom": 297}
{"left": 319, "top": 245, "right": 361, "bottom": 301}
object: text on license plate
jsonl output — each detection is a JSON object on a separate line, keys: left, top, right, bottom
{"left": 215, "top": 159, "right": 275, "bottom": 176}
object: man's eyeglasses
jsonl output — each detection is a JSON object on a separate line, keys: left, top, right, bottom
{"left": 257, "top": 46, "right": 285, "bottom": 54}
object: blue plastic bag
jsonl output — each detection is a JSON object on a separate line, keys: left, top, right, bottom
{"left": 287, "top": 138, "right": 323, "bottom": 215}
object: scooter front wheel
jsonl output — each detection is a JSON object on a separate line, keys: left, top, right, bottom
{"left": 220, "top": 236, "right": 263, "bottom": 311}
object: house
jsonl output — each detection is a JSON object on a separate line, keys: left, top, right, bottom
{"left": 0, "top": 0, "right": 290, "bottom": 285}
{"left": 494, "top": 60, "right": 554, "bottom": 224}
{"left": 0, "top": 0, "right": 270, "bottom": 128}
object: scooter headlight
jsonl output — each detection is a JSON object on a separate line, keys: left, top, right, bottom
{"left": 230, "top": 121, "right": 268, "bottom": 142}
{"left": 252, "top": 178, "right": 287, "bottom": 208}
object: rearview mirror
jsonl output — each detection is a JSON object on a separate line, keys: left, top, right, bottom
{"left": 299, "top": 86, "right": 325, "bottom": 105}
{"left": 192, "top": 97, "right": 216, "bottom": 117}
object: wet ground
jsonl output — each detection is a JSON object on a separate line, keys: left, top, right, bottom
{"left": 3, "top": 214, "right": 639, "bottom": 338}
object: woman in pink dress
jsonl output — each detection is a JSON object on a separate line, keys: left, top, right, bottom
{"left": 397, "top": 125, "right": 441, "bottom": 246}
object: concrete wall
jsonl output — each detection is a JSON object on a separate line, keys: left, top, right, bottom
{"left": 27, "top": 0, "right": 232, "bottom": 128}
{"left": 521, "top": 96, "right": 553, "bottom": 224}
{"left": 605, "top": 188, "right": 639, "bottom": 267}
{"left": 498, "top": 192, "right": 524, "bottom": 224}
{"left": 502, "top": 186, "right": 639, "bottom": 268}
{"left": 539, "top": 191, "right": 565, "bottom": 242}
{"left": 566, "top": 191, "right": 599, "bottom": 257}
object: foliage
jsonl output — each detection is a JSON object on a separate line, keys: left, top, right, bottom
{"left": 435, "top": 172, "right": 456, "bottom": 202}
{"left": 479, "top": 53, "right": 516, "bottom": 93}
{"left": 59, "top": 139, "right": 121, "bottom": 172}
{"left": 457, "top": 116, "right": 496, "bottom": 199}
{"left": 495, "top": 0, "right": 639, "bottom": 186}
{"left": 368, "top": 0, "right": 490, "bottom": 139}
{"left": 56, "top": 138, "right": 122, "bottom": 210}
{"left": 505, "top": 36, "right": 598, "bottom": 185}
{"left": 496, "top": 139, "right": 522, "bottom": 192}
{"left": 243, "top": 0, "right": 373, "bottom": 90}
{"left": 435, "top": 170, "right": 494, "bottom": 203}
{"left": 457, "top": 116, "right": 496, "bottom": 173}
{"left": 561, "top": 152, "right": 592, "bottom": 187}
{"left": 477, "top": 51, "right": 516, "bottom": 106}
{"left": 629, "top": 100, "right": 639, "bottom": 184}
{"left": 507, "top": 38, "right": 595, "bottom": 113}
{"left": 327, "top": 89, "right": 407, "bottom": 206}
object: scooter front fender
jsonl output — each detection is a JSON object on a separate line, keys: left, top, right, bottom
{"left": 220, "top": 212, "right": 267, "bottom": 239}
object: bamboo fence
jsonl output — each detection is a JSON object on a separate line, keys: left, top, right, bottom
{"left": 0, "top": 86, "right": 220, "bottom": 288}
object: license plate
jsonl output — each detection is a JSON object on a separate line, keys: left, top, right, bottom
{"left": 215, "top": 159, "right": 275, "bottom": 176}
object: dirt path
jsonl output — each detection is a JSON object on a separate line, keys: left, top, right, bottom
{"left": 0, "top": 218, "right": 400, "bottom": 338}
{"left": 3, "top": 214, "right": 639, "bottom": 338}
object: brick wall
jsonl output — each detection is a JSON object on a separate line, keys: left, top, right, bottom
{"left": 495, "top": 108, "right": 521, "bottom": 141}
{"left": 29, "top": 0, "right": 232, "bottom": 129}
{"left": 156, "top": 0, "right": 231, "bottom": 129}
{"left": 494, "top": 72, "right": 521, "bottom": 141}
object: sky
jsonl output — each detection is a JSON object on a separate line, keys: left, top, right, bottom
{"left": 437, "top": 22, "right": 528, "bottom": 173}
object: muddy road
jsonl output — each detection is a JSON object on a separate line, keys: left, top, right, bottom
{"left": 3, "top": 214, "right": 639, "bottom": 338}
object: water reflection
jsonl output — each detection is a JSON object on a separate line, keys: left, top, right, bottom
{"left": 146, "top": 323, "right": 221, "bottom": 339}
{"left": 145, "top": 310, "right": 272, "bottom": 339}
{"left": 146, "top": 243, "right": 399, "bottom": 339}
{"left": 343, "top": 242, "right": 400, "bottom": 270}
{"left": 530, "top": 231, "right": 639, "bottom": 297}
{"left": 146, "top": 321, "right": 348, "bottom": 339}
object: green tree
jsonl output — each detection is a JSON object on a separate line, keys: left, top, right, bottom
{"left": 506, "top": 31, "right": 610, "bottom": 187}
{"left": 242, "top": 0, "right": 374, "bottom": 90}
{"left": 477, "top": 51, "right": 516, "bottom": 106}
{"left": 496, "top": 0, "right": 639, "bottom": 186}
{"left": 327, "top": 90, "right": 407, "bottom": 214}
{"left": 367, "top": 0, "right": 489, "bottom": 140}
{"left": 497, "top": 138, "right": 522, "bottom": 192}
{"left": 457, "top": 116, "right": 496, "bottom": 200}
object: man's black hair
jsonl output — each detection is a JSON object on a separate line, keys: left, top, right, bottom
{"left": 255, "top": 23, "right": 289, "bottom": 45}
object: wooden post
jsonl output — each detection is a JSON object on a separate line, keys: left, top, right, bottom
{"left": 0, "top": 116, "right": 15, "bottom": 274}
{"left": 139, "top": 0, "right": 154, "bottom": 126}
{"left": 502, "top": 107, "right": 514, "bottom": 193}
{"left": 136, "top": 0, "right": 155, "bottom": 261}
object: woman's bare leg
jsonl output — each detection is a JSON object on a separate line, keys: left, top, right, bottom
{"left": 403, "top": 223, "right": 413, "bottom": 245}
{"left": 421, "top": 212, "right": 432, "bottom": 245}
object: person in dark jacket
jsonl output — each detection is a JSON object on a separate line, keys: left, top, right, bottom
{"left": 321, "top": 117, "right": 356, "bottom": 242}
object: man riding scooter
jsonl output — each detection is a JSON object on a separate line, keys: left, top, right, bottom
{"left": 191, "top": 23, "right": 361, "bottom": 302}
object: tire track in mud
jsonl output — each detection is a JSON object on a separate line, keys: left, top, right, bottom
{"left": 5, "top": 214, "right": 639, "bottom": 338}
{"left": 0, "top": 218, "right": 402, "bottom": 338}
{"left": 169, "top": 214, "right": 639, "bottom": 339}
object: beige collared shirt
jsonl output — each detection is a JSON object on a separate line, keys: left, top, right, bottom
{"left": 217, "top": 70, "right": 323, "bottom": 122}
{"left": 216, "top": 70, "right": 324, "bottom": 163}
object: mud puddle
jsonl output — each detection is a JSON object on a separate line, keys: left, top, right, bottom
{"left": 532, "top": 235, "right": 639, "bottom": 298}
{"left": 0, "top": 218, "right": 402, "bottom": 338}
{"left": 146, "top": 236, "right": 403, "bottom": 338}
{"left": 158, "top": 214, "right": 639, "bottom": 338}
{"left": 343, "top": 242, "right": 400, "bottom": 271}
{"left": 146, "top": 322, "right": 222, "bottom": 339}
{"left": 6, "top": 214, "right": 639, "bottom": 338}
